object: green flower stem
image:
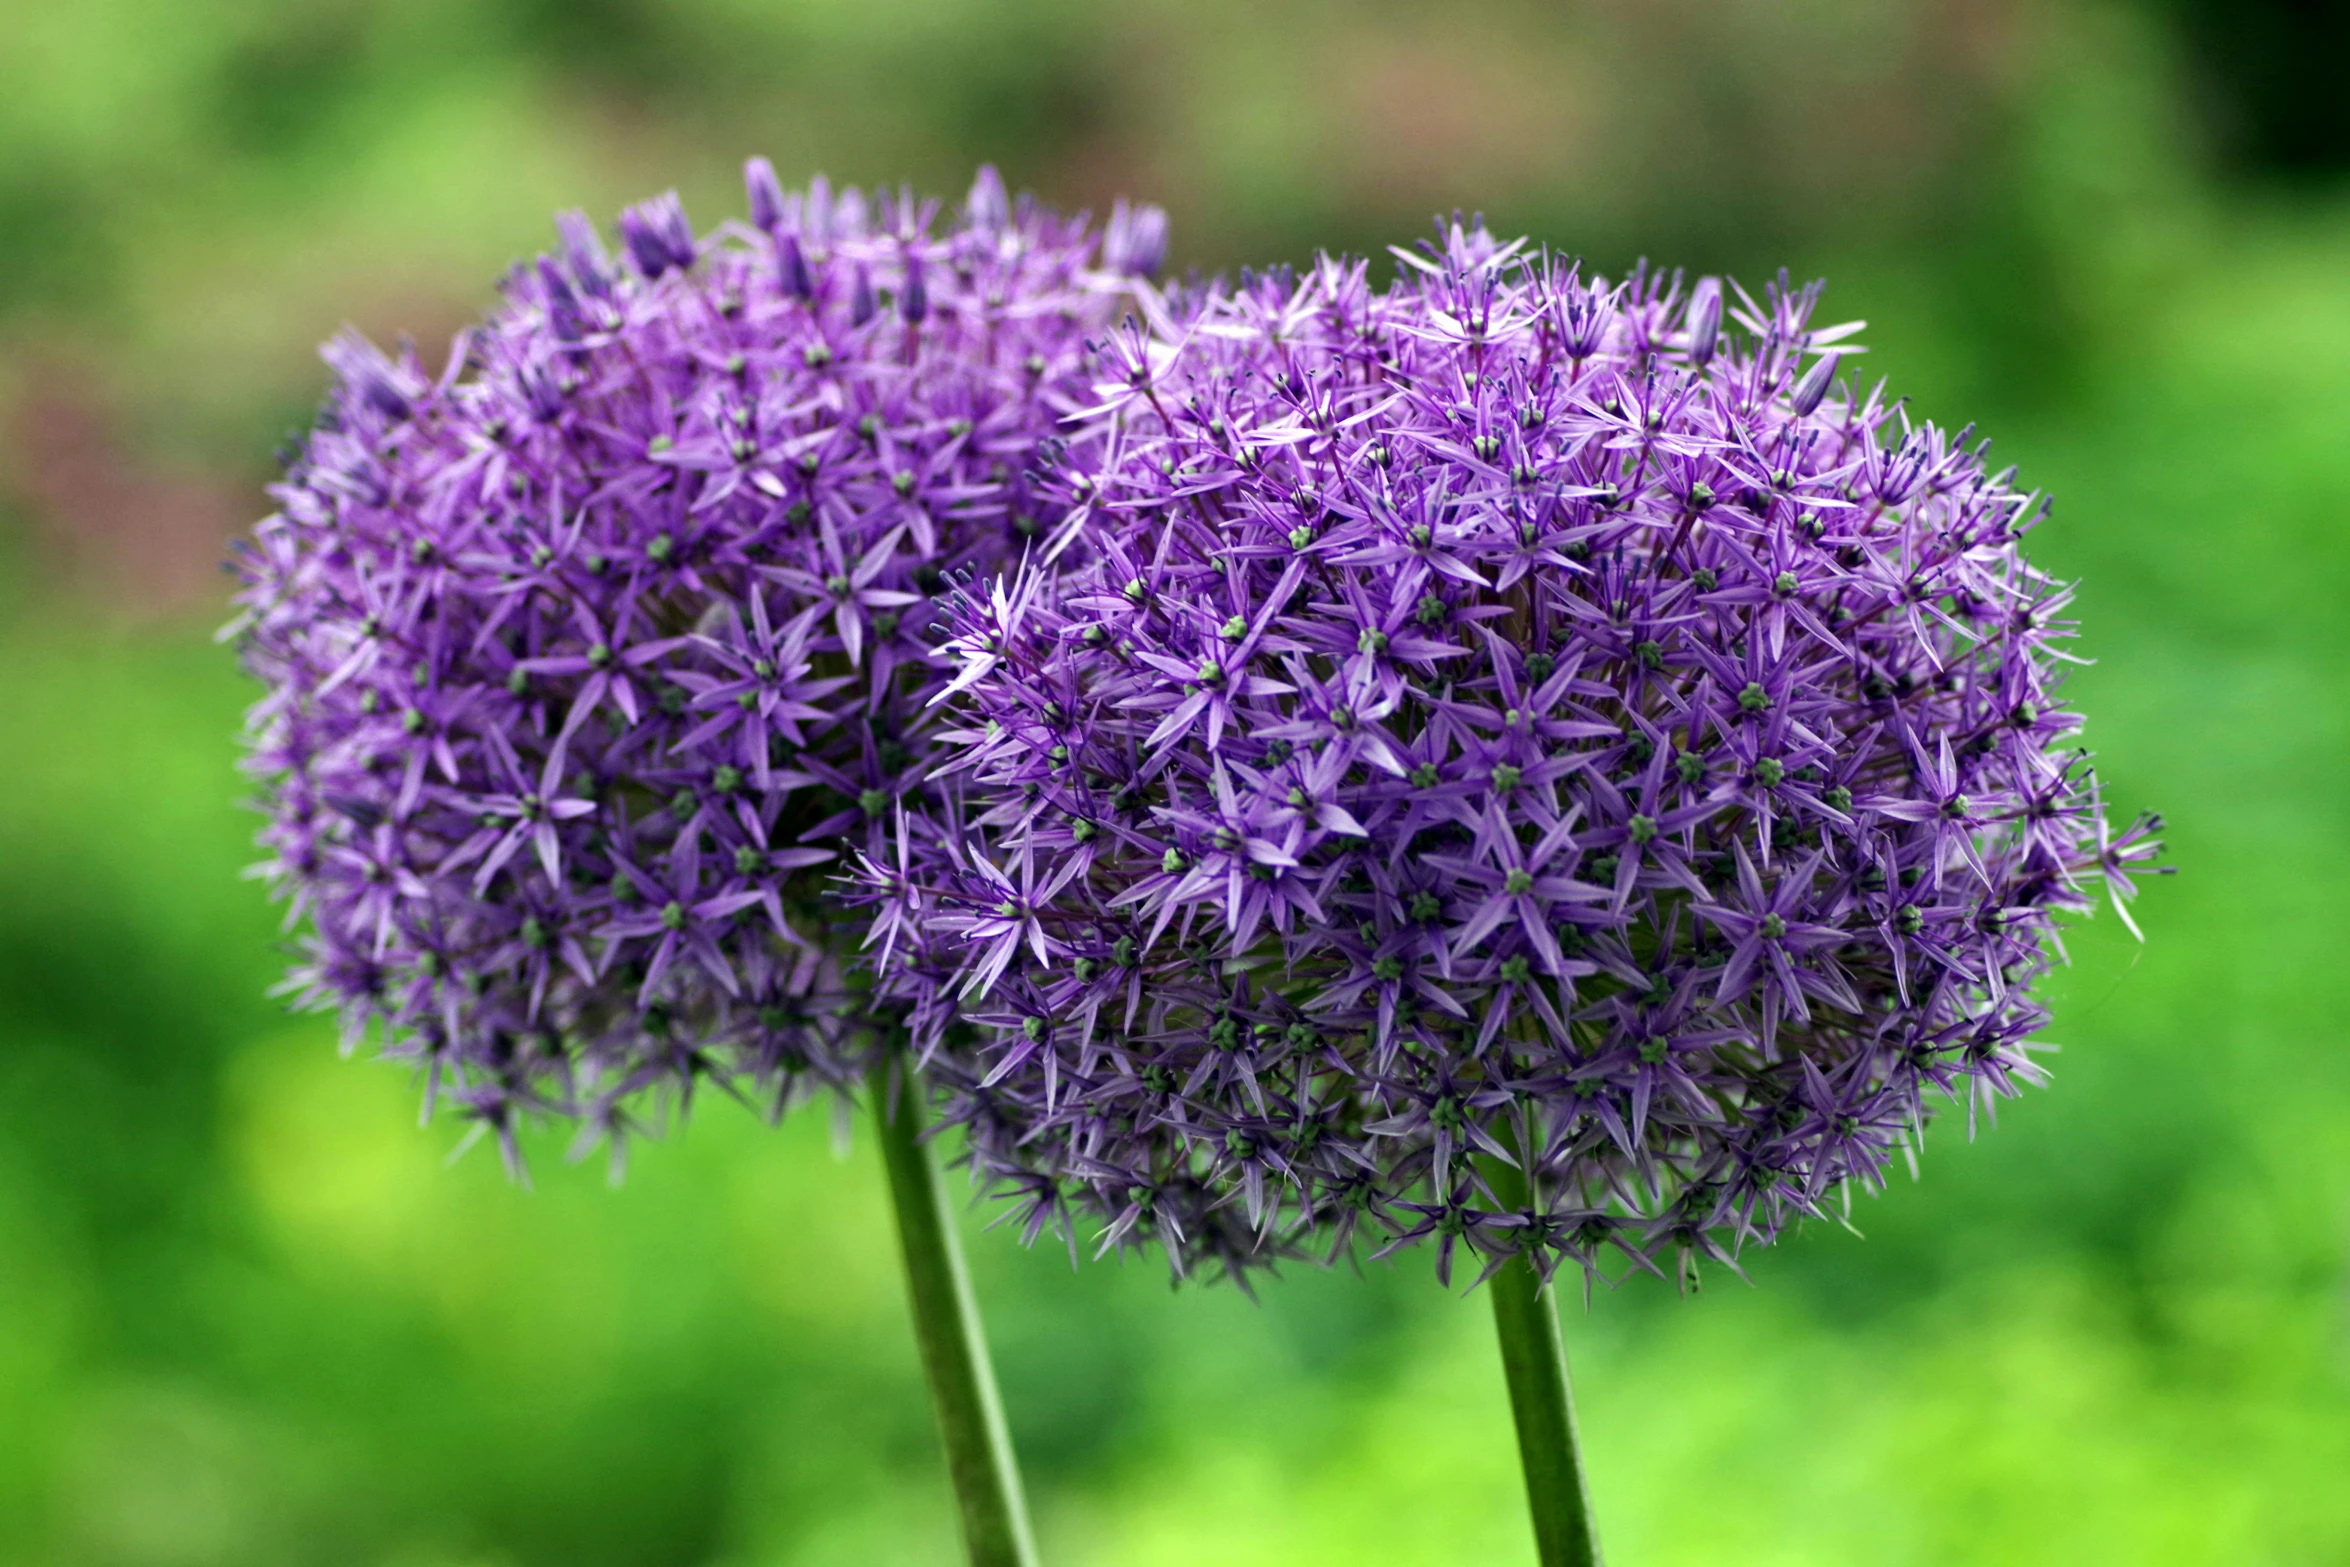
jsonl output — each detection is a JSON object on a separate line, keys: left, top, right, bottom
{"left": 1481, "top": 1153, "right": 1602, "bottom": 1567}
{"left": 868, "top": 1049, "right": 1039, "bottom": 1567}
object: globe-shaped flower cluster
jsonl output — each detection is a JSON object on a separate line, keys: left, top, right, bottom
{"left": 234, "top": 164, "right": 1164, "bottom": 1161}
{"left": 865, "top": 225, "right": 2162, "bottom": 1283}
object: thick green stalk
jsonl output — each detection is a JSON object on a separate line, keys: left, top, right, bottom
{"left": 868, "top": 1051, "right": 1038, "bottom": 1567}
{"left": 1482, "top": 1153, "right": 1602, "bottom": 1567}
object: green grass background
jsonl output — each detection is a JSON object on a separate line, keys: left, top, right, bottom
{"left": 0, "top": 1, "right": 2344, "bottom": 1562}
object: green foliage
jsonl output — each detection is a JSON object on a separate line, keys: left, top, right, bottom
{"left": 1, "top": 2, "right": 2346, "bottom": 1562}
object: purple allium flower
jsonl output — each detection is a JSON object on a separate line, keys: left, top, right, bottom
{"left": 232, "top": 165, "right": 1166, "bottom": 1163}
{"left": 863, "top": 225, "right": 2164, "bottom": 1285}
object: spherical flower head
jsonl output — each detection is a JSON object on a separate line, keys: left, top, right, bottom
{"left": 869, "top": 227, "right": 2163, "bottom": 1286}
{"left": 231, "top": 165, "right": 1168, "bottom": 1163}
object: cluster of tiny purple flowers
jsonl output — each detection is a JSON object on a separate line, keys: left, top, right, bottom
{"left": 862, "top": 222, "right": 2163, "bottom": 1284}
{"left": 233, "top": 164, "right": 1165, "bottom": 1159}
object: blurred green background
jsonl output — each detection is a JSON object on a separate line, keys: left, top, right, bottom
{"left": 1, "top": 1, "right": 2345, "bottom": 1562}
